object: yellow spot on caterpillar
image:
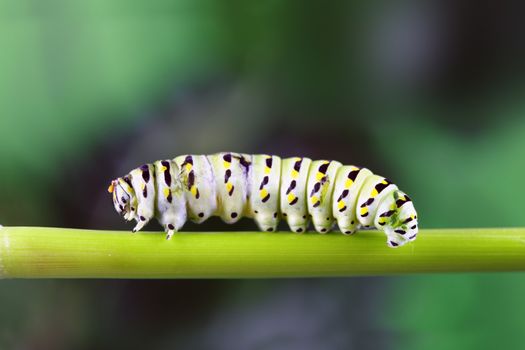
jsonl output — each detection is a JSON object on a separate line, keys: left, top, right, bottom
{"left": 226, "top": 182, "right": 233, "bottom": 193}
{"left": 315, "top": 172, "right": 324, "bottom": 181}
{"left": 360, "top": 207, "right": 368, "bottom": 216}
{"left": 338, "top": 200, "right": 346, "bottom": 210}
{"left": 223, "top": 161, "right": 231, "bottom": 168}
{"left": 161, "top": 166, "right": 168, "bottom": 172}
{"left": 185, "top": 163, "right": 192, "bottom": 171}
{"left": 371, "top": 188, "right": 379, "bottom": 197}
{"left": 108, "top": 183, "right": 115, "bottom": 193}
{"left": 345, "top": 179, "right": 353, "bottom": 188}
{"left": 264, "top": 167, "right": 271, "bottom": 174}
{"left": 190, "top": 186, "right": 198, "bottom": 197}
{"left": 291, "top": 170, "right": 299, "bottom": 179}
{"left": 141, "top": 183, "right": 146, "bottom": 190}
{"left": 294, "top": 157, "right": 301, "bottom": 161}
{"left": 163, "top": 188, "right": 170, "bottom": 198}
{"left": 287, "top": 193, "right": 296, "bottom": 203}
{"left": 311, "top": 196, "right": 319, "bottom": 204}
{"left": 260, "top": 189, "right": 269, "bottom": 199}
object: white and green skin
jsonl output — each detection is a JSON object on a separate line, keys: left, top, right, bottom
{"left": 109, "top": 153, "right": 418, "bottom": 247}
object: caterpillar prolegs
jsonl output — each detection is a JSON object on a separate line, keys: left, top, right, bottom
{"left": 108, "top": 153, "right": 418, "bottom": 247}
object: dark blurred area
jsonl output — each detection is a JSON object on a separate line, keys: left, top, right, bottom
{"left": 1, "top": 0, "right": 525, "bottom": 349}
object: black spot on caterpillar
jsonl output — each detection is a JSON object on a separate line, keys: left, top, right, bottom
{"left": 348, "top": 169, "right": 360, "bottom": 181}
{"left": 238, "top": 156, "right": 251, "bottom": 172}
{"left": 286, "top": 180, "right": 297, "bottom": 194}
{"left": 293, "top": 159, "right": 302, "bottom": 172}
{"left": 188, "top": 170, "right": 195, "bottom": 189}
{"left": 140, "top": 165, "right": 150, "bottom": 182}
{"left": 224, "top": 169, "right": 232, "bottom": 183}
{"left": 318, "top": 162, "right": 330, "bottom": 174}
{"left": 259, "top": 176, "right": 269, "bottom": 190}
{"left": 337, "top": 189, "right": 349, "bottom": 201}
{"left": 162, "top": 164, "right": 171, "bottom": 186}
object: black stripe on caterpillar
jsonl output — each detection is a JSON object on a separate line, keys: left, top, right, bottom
{"left": 108, "top": 152, "right": 418, "bottom": 247}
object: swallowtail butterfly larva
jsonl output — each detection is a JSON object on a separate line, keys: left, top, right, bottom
{"left": 109, "top": 153, "right": 418, "bottom": 247}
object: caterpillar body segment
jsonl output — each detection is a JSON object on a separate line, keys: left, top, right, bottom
{"left": 174, "top": 155, "right": 216, "bottom": 224}
{"left": 306, "top": 160, "right": 342, "bottom": 233}
{"left": 357, "top": 175, "right": 398, "bottom": 228}
{"left": 207, "top": 153, "right": 251, "bottom": 224}
{"left": 108, "top": 152, "right": 418, "bottom": 247}
{"left": 332, "top": 166, "right": 373, "bottom": 235}
{"left": 249, "top": 154, "right": 282, "bottom": 232}
{"left": 279, "top": 157, "right": 312, "bottom": 233}
{"left": 153, "top": 160, "right": 186, "bottom": 239}
{"left": 129, "top": 164, "right": 156, "bottom": 233}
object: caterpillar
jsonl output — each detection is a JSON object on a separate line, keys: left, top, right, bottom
{"left": 108, "top": 152, "right": 418, "bottom": 247}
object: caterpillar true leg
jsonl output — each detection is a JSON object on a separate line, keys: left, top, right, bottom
{"left": 108, "top": 152, "right": 419, "bottom": 248}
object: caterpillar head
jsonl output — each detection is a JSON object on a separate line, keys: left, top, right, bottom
{"left": 375, "top": 190, "right": 418, "bottom": 248}
{"left": 108, "top": 176, "right": 137, "bottom": 221}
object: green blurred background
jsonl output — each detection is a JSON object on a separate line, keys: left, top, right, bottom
{"left": 1, "top": 0, "right": 525, "bottom": 349}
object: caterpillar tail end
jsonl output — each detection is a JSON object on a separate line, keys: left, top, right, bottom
{"left": 375, "top": 190, "right": 419, "bottom": 248}
{"left": 382, "top": 221, "right": 418, "bottom": 248}
{"left": 385, "top": 228, "right": 409, "bottom": 248}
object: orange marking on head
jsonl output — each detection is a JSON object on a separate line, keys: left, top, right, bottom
{"left": 108, "top": 182, "right": 115, "bottom": 193}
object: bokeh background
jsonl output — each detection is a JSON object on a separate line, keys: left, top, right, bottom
{"left": 1, "top": 0, "right": 525, "bottom": 349}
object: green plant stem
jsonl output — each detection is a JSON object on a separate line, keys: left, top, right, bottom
{"left": 0, "top": 226, "right": 524, "bottom": 279}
